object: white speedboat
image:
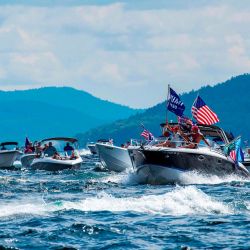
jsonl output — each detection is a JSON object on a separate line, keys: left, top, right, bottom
{"left": 128, "top": 124, "right": 249, "bottom": 184}
{"left": 0, "top": 142, "right": 21, "bottom": 169}
{"left": 96, "top": 142, "right": 134, "bottom": 172}
{"left": 30, "top": 137, "right": 83, "bottom": 171}
{"left": 31, "top": 156, "right": 82, "bottom": 171}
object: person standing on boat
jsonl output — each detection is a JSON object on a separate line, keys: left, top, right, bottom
{"left": 44, "top": 142, "right": 57, "bottom": 157}
{"left": 184, "top": 125, "right": 210, "bottom": 149}
{"left": 35, "top": 142, "right": 43, "bottom": 157}
{"left": 158, "top": 124, "right": 182, "bottom": 147}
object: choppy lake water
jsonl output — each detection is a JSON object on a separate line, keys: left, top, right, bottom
{"left": 0, "top": 154, "right": 249, "bottom": 249}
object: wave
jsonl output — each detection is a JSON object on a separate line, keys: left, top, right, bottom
{"left": 177, "top": 171, "right": 250, "bottom": 185}
{"left": 78, "top": 148, "right": 91, "bottom": 156}
{"left": 0, "top": 186, "right": 234, "bottom": 218}
{"left": 100, "top": 170, "right": 250, "bottom": 186}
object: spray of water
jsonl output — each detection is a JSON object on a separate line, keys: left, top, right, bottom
{"left": 0, "top": 186, "right": 236, "bottom": 218}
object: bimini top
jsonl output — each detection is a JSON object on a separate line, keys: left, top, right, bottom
{"left": 0, "top": 142, "right": 18, "bottom": 146}
{"left": 160, "top": 122, "right": 231, "bottom": 144}
{"left": 41, "top": 137, "right": 78, "bottom": 143}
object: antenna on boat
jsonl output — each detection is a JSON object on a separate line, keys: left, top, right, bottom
{"left": 166, "top": 84, "right": 170, "bottom": 124}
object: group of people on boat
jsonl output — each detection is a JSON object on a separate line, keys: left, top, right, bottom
{"left": 24, "top": 141, "right": 77, "bottom": 160}
{"left": 157, "top": 119, "right": 210, "bottom": 149}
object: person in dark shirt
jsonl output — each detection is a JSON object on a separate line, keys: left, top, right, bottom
{"left": 64, "top": 142, "right": 74, "bottom": 151}
{"left": 64, "top": 142, "right": 74, "bottom": 156}
{"left": 44, "top": 142, "right": 57, "bottom": 157}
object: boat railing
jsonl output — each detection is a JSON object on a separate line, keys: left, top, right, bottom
{"left": 144, "top": 138, "right": 226, "bottom": 154}
{"left": 36, "top": 149, "right": 80, "bottom": 159}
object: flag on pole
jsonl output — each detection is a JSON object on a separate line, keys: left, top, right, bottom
{"left": 192, "top": 96, "right": 219, "bottom": 125}
{"left": 141, "top": 129, "right": 154, "bottom": 141}
{"left": 25, "top": 137, "right": 31, "bottom": 148}
{"left": 224, "top": 137, "right": 244, "bottom": 165}
{"left": 167, "top": 87, "right": 185, "bottom": 117}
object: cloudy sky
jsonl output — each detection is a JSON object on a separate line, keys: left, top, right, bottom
{"left": 0, "top": 0, "right": 250, "bottom": 108}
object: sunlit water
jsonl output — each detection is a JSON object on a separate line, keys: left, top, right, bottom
{"left": 0, "top": 155, "right": 249, "bottom": 249}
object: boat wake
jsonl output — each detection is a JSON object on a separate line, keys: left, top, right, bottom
{"left": 177, "top": 171, "right": 250, "bottom": 185}
{"left": 0, "top": 186, "right": 243, "bottom": 218}
{"left": 100, "top": 169, "right": 250, "bottom": 186}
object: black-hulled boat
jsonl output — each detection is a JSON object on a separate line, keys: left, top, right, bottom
{"left": 128, "top": 124, "right": 249, "bottom": 184}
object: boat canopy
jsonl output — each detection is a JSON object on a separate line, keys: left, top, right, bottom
{"left": 97, "top": 139, "right": 110, "bottom": 143}
{"left": 160, "top": 123, "right": 230, "bottom": 144}
{"left": 41, "top": 137, "right": 78, "bottom": 143}
{"left": 0, "top": 142, "right": 18, "bottom": 146}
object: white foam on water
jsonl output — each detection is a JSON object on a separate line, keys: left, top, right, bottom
{"left": 100, "top": 172, "right": 137, "bottom": 185}
{"left": 0, "top": 200, "right": 51, "bottom": 217}
{"left": 78, "top": 148, "right": 91, "bottom": 156}
{"left": 178, "top": 171, "right": 250, "bottom": 185}
{"left": 60, "top": 186, "right": 232, "bottom": 216}
{"left": 0, "top": 186, "right": 232, "bottom": 218}
{"left": 100, "top": 170, "right": 249, "bottom": 186}
{"left": 246, "top": 201, "right": 250, "bottom": 213}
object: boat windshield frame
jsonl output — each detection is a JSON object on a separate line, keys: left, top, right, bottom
{"left": 40, "top": 138, "right": 79, "bottom": 155}
{"left": 160, "top": 123, "right": 230, "bottom": 144}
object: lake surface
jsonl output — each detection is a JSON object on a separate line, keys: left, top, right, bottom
{"left": 0, "top": 155, "right": 249, "bottom": 249}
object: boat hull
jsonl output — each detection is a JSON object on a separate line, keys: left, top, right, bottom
{"left": 243, "top": 158, "right": 250, "bottom": 172}
{"left": 87, "top": 144, "right": 97, "bottom": 155}
{"left": 96, "top": 143, "right": 133, "bottom": 172}
{"left": 20, "top": 154, "right": 37, "bottom": 168}
{"left": 128, "top": 147, "right": 249, "bottom": 184}
{"left": 31, "top": 157, "right": 82, "bottom": 171}
{"left": 0, "top": 150, "right": 21, "bottom": 169}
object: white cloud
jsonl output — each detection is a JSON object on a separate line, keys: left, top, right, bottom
{"left": 0, "top": 2, "right": 250, "bottom": 107}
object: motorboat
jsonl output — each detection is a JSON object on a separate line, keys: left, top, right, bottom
{"left": 20, "top": 153, "right": 37, "bottom": 168}
{"left": 31, "top": 156, "right": 82, "bottom": 171}
{"left": 87, "top": 142, "right": 97, "bottom": 155}
{"left": 243, "top": 147, "right": 250, "bottom": 170}
{"left": 30, "top": 137, "right": 83, "bottom": 171}
{"left": 96, "top": 142, "right": 135, "bottom": 172}
{"left": 0, "top": 142, "right": 21, "bottom": 169}
{"left": 87, "top": 139, "right": 111, "bottom": 155}
{"left": 128, "top": 124, "right": 249, "bottom": 184}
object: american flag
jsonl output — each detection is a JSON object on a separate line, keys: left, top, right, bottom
{"left": 230, "top": 150, "right": 236, "bottom": 161}
{"left": 141, "top": 129, "right": 154, "bottom": 141}
{"left": 192, "top": 96, "right": 219, "bottom": 125}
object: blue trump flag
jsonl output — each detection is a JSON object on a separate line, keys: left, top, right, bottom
{"left": 167, "top": 87, "right": 185, "bottom": 116}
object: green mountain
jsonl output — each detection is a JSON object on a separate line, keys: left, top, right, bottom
{"left": 0, "top": 87, "right": 140, "bottom": 143}
{"left": 76, "top": 74, "right": 250, "bottom": 146}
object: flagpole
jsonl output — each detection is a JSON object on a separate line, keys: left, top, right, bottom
{"left": 166, "top": 84, "right": 170, "bottom": 124}
{"left": 191, "top": 92, "right": 199, "bottom": 121}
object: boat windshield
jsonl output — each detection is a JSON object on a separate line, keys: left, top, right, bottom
{"left": 0, "top": 142, "right": 18, "bottom": 151}
{"left": 41, "top": 140, "right": 77, "bottom": 153}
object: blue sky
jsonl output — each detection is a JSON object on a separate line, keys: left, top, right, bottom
{"left": 0, "top": 0, "right": 250, "bottom": 108}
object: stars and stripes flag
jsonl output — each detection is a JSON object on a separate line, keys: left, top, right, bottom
{"left": 229, "top": 148, "right": 244, "bottom": 163}
{"left": 192, "top": 96, "right": 219, "bottom": 125}
{"left": 141, "top": 129, "right": 154, "bottom": 141}
{"left": 224, "top": 137, "right": 244, "bottom": 165}
{"left": 230, "top": 150, "right": 237, "bottom": 161}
